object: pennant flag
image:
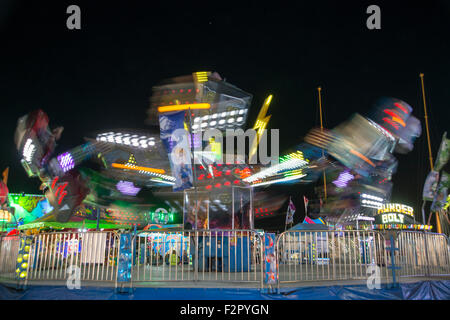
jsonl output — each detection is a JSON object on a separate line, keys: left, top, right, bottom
{"left": 159, "top": 111, "right": 193, "bottom": 191}
{"left": 423, "top": 171, "right": 439, "bottom": 201}
{"left": 285, "top": 197, "right": 296, "bottom": 224}
{"left": 434, "top": 132, "right": 450, "bottom": 172}
{"left": 431, "top": 171, "right": 449, "bottom": 211}
{"left": 303, "top": 195, "right": 309, "bottom": 216}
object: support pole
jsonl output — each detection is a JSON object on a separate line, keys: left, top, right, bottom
{"left": 420, "top": 73, "right": 442, "bottom": 233}
{"left": 318, "top": 87, "right": 327, "bottom": 202}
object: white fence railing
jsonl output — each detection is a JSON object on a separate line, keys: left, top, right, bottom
{"left": 26, "top": 231, "right": 120, "bottom": 283}
{"left": 393, "top": 231, "right": 450, "bottom": 277}
{"left": 0, "top": 230, "right": 449, "bottom": 288}
{"left": 276, "top": 230, "right": 389, "bottom": 285}
{"left": 0, "top": 235, "right": 20, "bottom": 280}
{"left": 133, "top": 229, "right": 264, "bottom": 286}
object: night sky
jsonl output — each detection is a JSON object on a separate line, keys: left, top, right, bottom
{"left": 0, "top": 1, "right": 449, "bottom": 229}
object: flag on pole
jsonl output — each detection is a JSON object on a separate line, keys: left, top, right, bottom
{"left": 303, "top": 195, "right": 309, "bottom": 217}
{"left": 285, "top": 197, "right": 296, "bottom": 224}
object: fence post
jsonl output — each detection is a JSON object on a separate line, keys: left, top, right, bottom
{"left": 264, "top": 232, "right": 277, "bottom": 294}
{"left": 423, "top": 233, "right": 431, "bottom": 277}
{"left": 386, "top": 235, "right": 400, "bottom": 288}
{"left": 115, "top": 232, "right": 133, "bottom": 294}
{"left": 15, "top": 234, "right": 33, "bottom": 290}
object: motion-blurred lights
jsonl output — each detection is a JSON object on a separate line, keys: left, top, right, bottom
{"left": 96, "top": 132, "right": 156, "bottom": 149}
{"left": 22, "top": 139, "right": 36, "bottom": 163}
{"left": 361, "top": 193, "right": 383, "bottom": 202}
{"left": 116, "top": 180, "right": 141, "bottom": 196}
{"left": 57, "top": 152, "right": 75, "bottom": 173}
{"left": 332, "top": 170, "right": 354, "bottom": 188}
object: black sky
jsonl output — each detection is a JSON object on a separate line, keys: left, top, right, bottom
{"left": 0, "top": 1, "right": 449, "bottom": 228}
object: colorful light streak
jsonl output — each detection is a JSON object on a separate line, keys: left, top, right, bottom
{"left": 157, "top": 103, "right": 211, "bottom": 113}
{"left": 332, "top": 169, "right": 354, "bottom": 188}
{"left": 57, "top": 152, "right": 75, "bottom": 172}
{"left": 116, "top": 180, "right": 141, "bottom": 196}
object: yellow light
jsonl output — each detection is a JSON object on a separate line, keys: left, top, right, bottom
{"left": 158, "top": 103, "right": 211, "bottom": 113}
{"left": 112, "top": 163, "right": 166, "bottom": 174}
{"left": 194, "top": 71, "right": 210, "bottom": 83}
{"left": 249, "top": 94, "right": 273, "bottom": 159}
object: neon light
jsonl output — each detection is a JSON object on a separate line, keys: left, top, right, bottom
{"left": 57, "top": 152, "right": 75, "bottom": 172}
{"left": 249, "top": 95, "right": 273, "bottom": 159}
{"left": 377, "top": 203, "right": 414, "bottom": 217}
{"left": 157, "top": 103, "right": 211, "bottom": 113}
{"left": 112, "top": 163, "right": 165, "bottom": 174}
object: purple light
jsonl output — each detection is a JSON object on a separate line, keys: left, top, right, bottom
{"left": 332, "top": 170, "right": 354, "bottom": 188}
{"left": 57, "top": 152, "right": 75, "bottom": 172}
{"left": 116, "top": 180, "right": 141, "bottom": 196}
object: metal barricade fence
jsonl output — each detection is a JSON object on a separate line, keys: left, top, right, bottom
{"left": 393, "top": 231, "right": 450, "bottom": 277}
{"left": 25, "top": 231, "right": 120, "bottom": 283}
{"left": 276, "top": 230, "right": 389, "bottom": 285}
{"left": 0, "top": 235, "right": 20, "bottom": 280}
{"left": 132, "top": 229, "right": 264, "bottom": 287}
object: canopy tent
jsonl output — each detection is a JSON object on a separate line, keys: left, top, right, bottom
{"left": 288, "top": 223, "right": 331, "bottom": 231}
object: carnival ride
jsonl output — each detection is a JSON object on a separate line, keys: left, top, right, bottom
{"left": 3, "top": 71, "right": 446, "bottom": 235}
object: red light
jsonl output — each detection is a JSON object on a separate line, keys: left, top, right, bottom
{"left": 206, "top": 185, "right": 212, "bottom": 190}
{"left": 394, "top": 102, "right": 408, "bottom": 114}
{"left": 199, "top": 165, "right": 204, "bottom": 170}
{"left": 234, "top": 169, "right": 240, "bottom": 174}
{"left": 180, "top": 89, "right": 184, "bottom": 93}
{"left": 215, "top": 183, "right": 221, "bottom": 188}
{"left": 217, "top": 163, "right": 222, "bottom": 167}
{"left": 198, "top": 174, "right": 204, "bottom": 180}
{"left": 215, "top": 172, "right": 222, "bottom": 177}
{"left": 225, "top": 170, "right": 231, "bottom": 175}
{"left": 207, "top": 174, "right": 212, "bottom": 179}
{"left": 188, "top": 89, "right": 192, "bottom": 93}
{"left": 234, "top": 180, "right": 239, "bottom": 184}
{"left": 224, "top": 181, "right": 231, "bottom": 186}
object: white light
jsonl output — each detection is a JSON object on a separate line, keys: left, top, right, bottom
{"left": 236, "top": 117, "right": 243, "bottom": 122}
{"left": 201, "top": 122, "right": 207, "bottom": 128}
{"left": 149, "top": 141, "right": 155, "bottom": 146}
{"left": 209, "top": 121, "right": 217, "bottom": 126}
{"left": 230, "top": 110, "right": 236, "bottom": 116}
{"left": 23, "top": 139, "right": 36, "bottom": 163}
{"left": 221, "top": 112, "right": 227, "bottom": 118}
{"left": 194, "top": 117, "right": 200, "bottom": 122}
{"left": 227, "top": 118, "right": 235, "bottom": 123}
{"left": 211, "top": 114, "right": 218, "bottom": 119}
{"left": 192, "top": 124, "right": 199, "bottom": 129}
{"left": 219, "top": 119, "right": 226, "bottom": 125}
{"left": 202, "top": 115, "right": 209, "bottom": 121}
{"left": 239, "top": 109, "right": 245, "bottom": 115}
